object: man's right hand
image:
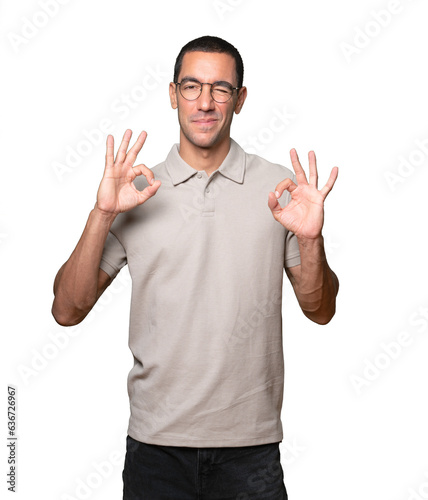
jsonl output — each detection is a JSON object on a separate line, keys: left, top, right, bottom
{"left": 95, "top": 129, "right": 161, "bottom": 217}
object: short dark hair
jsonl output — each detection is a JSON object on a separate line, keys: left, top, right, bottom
{"left": 173, "top": 35, "right": 244, "bottom": 88}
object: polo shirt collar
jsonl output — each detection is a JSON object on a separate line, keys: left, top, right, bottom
{"left": 165, "top": 138, "right": 246, "bottom": 186}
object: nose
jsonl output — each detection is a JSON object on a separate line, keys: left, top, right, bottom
{"left": 197, "top": 83, "right": 215, "bottom": 111}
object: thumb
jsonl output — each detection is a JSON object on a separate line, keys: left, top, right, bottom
{"left": 135, "top": 180, "right": 162, "bottom": 205}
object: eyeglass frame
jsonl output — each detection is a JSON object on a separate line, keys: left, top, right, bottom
{"left": 174, "top": 78, "right": 241, "bottom": 103}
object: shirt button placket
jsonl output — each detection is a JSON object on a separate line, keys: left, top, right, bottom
{"left": 200, "top": 172, "right": 215, "bottom": 217}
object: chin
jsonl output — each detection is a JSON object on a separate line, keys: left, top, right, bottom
{"left": 187, "top": 133, "right": 220, "bottom": 149}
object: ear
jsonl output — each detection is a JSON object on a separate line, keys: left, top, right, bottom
{"left": 169, "top": 82, "right": 178, "bottom": 109}
{"left": 234, "top": 86, "right": 247, "bottom": 115}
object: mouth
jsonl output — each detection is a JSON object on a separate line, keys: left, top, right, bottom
{"left": 192, "top": 118, "right": 218, "bottom": 126}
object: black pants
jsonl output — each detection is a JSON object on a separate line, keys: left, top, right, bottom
{"left": 122, "top": 435, "right": 288, "bottom": 499}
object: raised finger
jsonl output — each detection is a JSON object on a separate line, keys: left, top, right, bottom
{"left": 308, "top": 150, "right": 318, "bottom": 187}
{"left": 115, "top": 129, "right": 133, "bottom": 164}
{"left": 124, "top": 131, "right": 148, "bottom": 167}
{"left": 105, "top": 135, "right": 114, "bottom": 169}
{"left": 290, "top": 148, "right": 308, "bottom": 184}
{"left": 320, "top": 167, "right": 339, "bottom": 198}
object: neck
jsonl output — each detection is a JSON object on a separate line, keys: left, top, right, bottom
{"left": 178, "top": 134, "right": 231, "bottom": 177}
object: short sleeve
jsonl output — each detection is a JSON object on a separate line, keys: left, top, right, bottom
{"left": 99, "top": 231, "right": 127, "bottom": 279}
{"left": 283, "top": 172, "right": 301, "bottom": 269}
{"left": 284, "top": 229, "right": 301, "bottom": 269}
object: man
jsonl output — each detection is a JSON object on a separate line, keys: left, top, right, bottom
{"left": 52, "top": 36, "right": 338, "bottom": 499}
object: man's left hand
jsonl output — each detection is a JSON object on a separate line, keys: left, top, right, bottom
{"left": 268, "top": 149, "right": 338, "bottom": 239}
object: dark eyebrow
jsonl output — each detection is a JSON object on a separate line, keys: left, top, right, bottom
{"left": 178, "top": 77, "right": 234, "bottom": 88}
{"left": 213, "top": 80, "right": 234, "bottom": 88}
{"left": 179, "top": 77, "right": 200, "bottom": 84}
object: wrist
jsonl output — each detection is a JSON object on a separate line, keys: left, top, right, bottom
{"left": 296, "top": 234, "right": 327, "bottom": 264}
{"left": 92, "top": 204, "right": 117, "bottom": 226}
{"left": 296, "top": 234, "right": 324, "bottom": 247}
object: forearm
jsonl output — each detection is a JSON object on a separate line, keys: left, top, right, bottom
{"left": 52, "top": 206, "right": 116, "bottom": 325}
{"left": 289, "top": 235, "right": 339, "bottom": 324}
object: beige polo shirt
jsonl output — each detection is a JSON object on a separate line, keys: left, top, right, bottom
{"left": 99, "top": 138, "right": 301, "bottom": 447}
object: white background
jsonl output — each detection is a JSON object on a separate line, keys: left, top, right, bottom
{"left": 1, "top": 0, "right": 428, "bottom": 499}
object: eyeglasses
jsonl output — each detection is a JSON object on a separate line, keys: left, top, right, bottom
{"left": 175, "top": 79, "right": 240, "bottom": 103}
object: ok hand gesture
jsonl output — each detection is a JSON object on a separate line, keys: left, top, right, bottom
{"left": 268, "top": 149, "right": 338, "bottom": 240}
{"left": 95, "top": 129, "right": 161, "bottom": 217}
